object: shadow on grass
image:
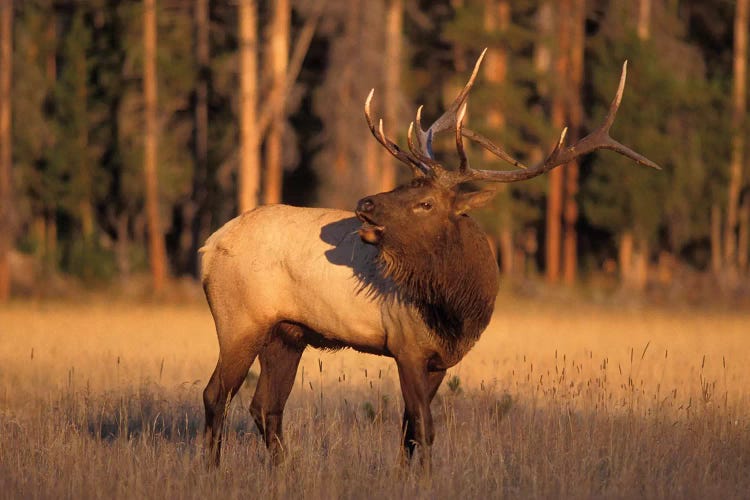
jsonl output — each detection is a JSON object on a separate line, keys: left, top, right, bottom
{"left": 56, "top": 381, "right": 257, "bottom": 443}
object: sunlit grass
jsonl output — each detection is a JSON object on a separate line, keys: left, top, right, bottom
{"left": 1, "top": 298, "right": 749, "bottom": 498}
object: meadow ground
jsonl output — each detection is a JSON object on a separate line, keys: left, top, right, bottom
{"left": 1, "top": 296, "right": 749, "bottom": 499}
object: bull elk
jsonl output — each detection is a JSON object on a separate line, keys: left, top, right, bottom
{"left": 200, "top": 50, "right": 659, "bottom": 467}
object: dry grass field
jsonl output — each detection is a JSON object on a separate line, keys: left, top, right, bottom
{"left": 1, "top": 296, "right": 749, "bottom": 499}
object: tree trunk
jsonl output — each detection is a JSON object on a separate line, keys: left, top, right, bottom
{"left": 638, "top": 0, "right": 652, "bottom": 41}
{"left": 46, "top": 213, "right": 57, "bottom": 271}
{"left": 657, "top": 251, "right": 674, "bottom": 287}
{"left": 382, "top": 0, "right": 403, "bottom": 192}
{"left": 615, "top": 0, "right": 654, "bottom": 292}
{"left": 364, "top": 75, "right": 380, "bottom": 197}
{"left": 499, "top": 228, "right": 514, "bottom": 277}
{"left": 739, "top": 196, "right": 750, "bottom": 274}
{"left": 143, "top": 0, "right": 168, "bottom": 292}
{"left": 619, "top": 230, "right": 633, "bottom": 286}
{"left": 562, "top": 0, "right": 585, "bottom": 286}
{"left": 450, "top": 0, "right": 466, "bottom": 71}
{"left": 115, "top": 213, "right": 131, "bottom": 282}
{"left": 238, "top": 0, "right": 260, "bottom": 213}
{"left": 532, "top": 3, "right": 551, "bottom": 278}
{"left": 484, "top": 0, "right": 513, "bottom": 278}
{"left": 725, "top": 0, "right": 748, "bottom": 271}
{"left": 364, "top": 136, "right": 380, "bottom": 194}
{"left": 183, "top": 0, "right": 210, "bottom": 276}
{"left": 32, "top": 217, "right": 45, "bottom": 260}
{"left": 263, "top": 0, "right": 289, "bottom": 205}
{"left": 0, "top": 0, "right": 13, "bottom": 301}
{"left": 711, "top": 203, "right": 723, "bottom": 275}
{"left": 534, "top": 2, "right": 553, "bottom": 84}
{"left": 546, "top": 0, "right": 571, "bottom": 284}
{"left": 632, "top": 238, "right": 648, "bottom": 291}
{"left": 75, "top": 43, "right": 93, "bottom": 241}
{"left": 44, "top": 14, "right": 57, "bottom": 271}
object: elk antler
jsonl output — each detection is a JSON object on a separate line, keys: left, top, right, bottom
{"left": 408, "top": 49, "right": 485, "bottom": 164}
{"left": 364, "top": 90, "right": 434, "bottom": 177}
{"left": 364, "top": 48, "right": 493, "bottom": 179}
{"left": 364, "top": 53, "right": 659, "bottom": 185}
{"left": 457, "top": 61, "right": 661, "bottom": 184}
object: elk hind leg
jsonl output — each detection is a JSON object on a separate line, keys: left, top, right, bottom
{"left": 250, "top": 323, "right": 305, "bottom": 464}
{"left": 203, "top": 334, "right": 260, "bottom": 466}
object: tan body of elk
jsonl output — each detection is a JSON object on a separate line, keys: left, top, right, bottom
{"left": 201, "top": 201, "right": 496, "bottom": 466}
{"left": 201, "top": 50, "right": 659, "bottom": 468}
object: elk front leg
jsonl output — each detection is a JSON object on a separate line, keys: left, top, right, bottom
{"left": 396, "top": 358, "right": 445, "bottom": 470}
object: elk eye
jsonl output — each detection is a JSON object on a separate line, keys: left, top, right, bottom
{"left": 419, "top": 201, "right": 433, "bottom": 210}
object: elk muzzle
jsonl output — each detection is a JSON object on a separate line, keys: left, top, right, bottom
{"left": 355, "top": 196, "right": 384, "bottom": 245}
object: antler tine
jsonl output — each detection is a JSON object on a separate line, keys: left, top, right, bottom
{"left": 364, "top": 89, "right": 433, "bottom": 177}
{"left": 604, "top": 60, "right": 628, "bottom": 131}
{"left": 542, "top": 61, "right": 661, "bottom": 170}
{"left": 414, "top": 105, "right": 430, "bottom": 156}
{"left": 543, "top": 127, "right": 569, "bottom": 166}
{"left": 460, "top": 128, "right": 529, "bottom": 169}
{"left": 407, "top": 110, "right": 444, "bottom": 172}
{"left": 413, "top": 48, "right": 488, "bottom": 159}
{"left": 456, "top": 103, "right": 469, "bottom": 173}
{"left": 460, "top": 60, "right": 660, "bottom": 184}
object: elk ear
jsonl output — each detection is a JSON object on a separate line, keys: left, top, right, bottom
{"left": 454, "top": 189, "right": 498, "bottom": 215}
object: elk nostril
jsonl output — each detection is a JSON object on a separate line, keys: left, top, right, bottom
{"left": 357, "top": 198, "right": 375, "bottom": 213}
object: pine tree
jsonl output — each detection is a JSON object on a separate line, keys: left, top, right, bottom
{"left": 0, "top": 0, "right": 13, "bottom": 301}
{"left": 11, "top": 1, "right": 59, "bottom": 272}
{"left": 583, "top": 0, "right": 715, "bottom": 288}
{"left": 445, "top": 0, "right": 548, "bottom": 280}
{"left": 314, "top": 0, "right": 390, "bottom": 208}
{"left": 562, "top": 0, "right": 585, "bottom": 285}
{"left": 143, "top": 0, "right": 168, "bottom": 291}
{"left": 53, "top": 9, "right": 95, "bottom": 240}
{"left": 262, "top": 0, "right": 289, "bottom": 205}
{"left": 724, "top": 0, "right": 748, "bottom": 275}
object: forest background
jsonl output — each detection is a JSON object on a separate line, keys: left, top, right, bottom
{"left": 0, "top": 0, "right": 748, "bottom": 302}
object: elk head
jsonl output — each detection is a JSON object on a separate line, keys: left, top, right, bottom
{"left": 355, "top": 49, "right": 660, "bottom": 250}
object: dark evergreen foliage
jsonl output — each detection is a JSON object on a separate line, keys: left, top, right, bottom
{"left": 5, "top": 0, "right": 747, "bottom": 287}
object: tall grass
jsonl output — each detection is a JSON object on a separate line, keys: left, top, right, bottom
{"left": 1, "top": 299, "right": 749, "bottom": 499}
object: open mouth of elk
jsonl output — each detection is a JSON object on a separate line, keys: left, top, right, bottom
{"left": 355, "top": 211, "right": 384, "bottom": 245}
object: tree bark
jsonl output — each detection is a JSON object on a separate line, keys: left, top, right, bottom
{"left": 75, "top": 37, "right": 93, "bottom": 241}
{"left": 534, "top": 3, "right": 553, "bottom": 81}
{"left": 632, "top": 238, "right": 648, "bottom": 291}
{"left": 382, "top": 0, "right": 403, "bottom": 192}
{"left": 531, "top": 3, "right": 552, "bottom": 278}
{"left": 562, "top": 0, "right": 585, "bottom": 286}
{"left": 44, "top": 14, "right": 57, "bottom": 270}
{"left": 263, "top": 0, "right": 289, "bottom": 205}
{"left": 115, "top": 213, "right": 131, "bottom": 281}
{"left": 238, "top": 0, "right": 260, "bottom": 213}
{"left": 546, "top": 0, "right": 571, "bottom": 284}
{"left": 619, "top": 230, "right": 633, "bottom": 286}
{"left": 484, "top": 0, "right": 513, "bottom": 278}
{"left": 0, "top": 0, "right": 13, "bottom": 301}
{"left": 183, "top": 0, "right": 211, "bottom": 275}
{"left": 638, "top": 0, "right": 652, "bottom": 41}
{"left": 725, "top": 0, "right": 748, "bottom": 271}
{"left": 711, "top": 203, "right": 723, "bottom": 276}
{"left": 143, "top": 0, "right": 168, "bottom": 292}
{"left": 364, "top": 136, "right": 380, "bottom": 194}
{"left": 657, "top": 251, "right": 674, "bottom": 287}
{"left": 739, "top": 196, "right": 750, "bottom": 274}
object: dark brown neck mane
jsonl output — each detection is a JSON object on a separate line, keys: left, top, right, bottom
{"left": 377, "top": 215, "right": 499, "bottom": 350}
